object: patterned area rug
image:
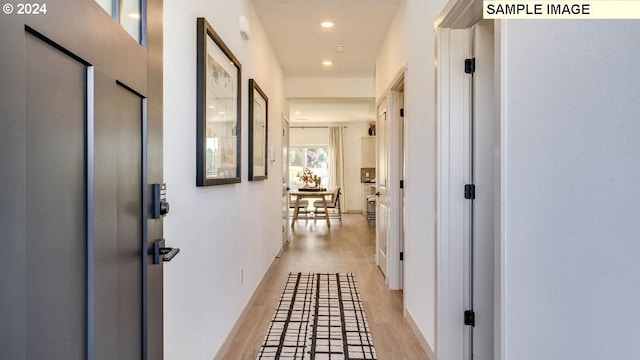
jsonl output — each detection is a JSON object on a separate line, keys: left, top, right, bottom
{"left": 257, "top": 273, "right": 377, "bottom": 360}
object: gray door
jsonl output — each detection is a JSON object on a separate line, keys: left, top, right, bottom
{"left": 0, "top": 0, "right": 165, "bottom": 359}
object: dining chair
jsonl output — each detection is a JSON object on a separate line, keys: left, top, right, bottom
{"left": 289, "top": 194, "right": 310, "bottom": 222}
{"left": 313, "top": 188, "right": 342, "bottom": 225}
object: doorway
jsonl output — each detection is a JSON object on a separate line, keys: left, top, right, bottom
{"left": 393, "top": 78, "right": 405, "bottom": 289}
{"left": 0, "top": 1, "right": 165, "bottom": 359}
{"left": 376, "top": 98, "right": 389, "bottom": 277}
{"left": 282, "top": 116, "right": 291, "bottom": 247}
{"left": 465, "top": 21, "right": 495, "bottom": 360}
{"left": 376, "top": 69, "right": 406, "bottom": 290}
{"left": 435, "top": 7, "right": 496, "bottom": 360}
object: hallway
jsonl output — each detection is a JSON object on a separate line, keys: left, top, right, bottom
{"left": 222, "top": 214, "right": 428, "bottom": 360}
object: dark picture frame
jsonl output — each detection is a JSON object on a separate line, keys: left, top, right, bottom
{"left": 248, "top": 79, "right": 268, "bottom": 181}
{"left": 196, "top": 17, "right": 242, "bottom": 186}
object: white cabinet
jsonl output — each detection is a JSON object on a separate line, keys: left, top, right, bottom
{"left": 361, "top": 137, "right": 376, "bottom": 168}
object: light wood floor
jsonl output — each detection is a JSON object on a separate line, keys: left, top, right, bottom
{"left": 222, "top": 214, "right": 429, "bottom": 360}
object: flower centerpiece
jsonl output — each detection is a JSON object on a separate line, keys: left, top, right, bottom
{"left": 296, "top": 167, "right": 319, "bottom": 188}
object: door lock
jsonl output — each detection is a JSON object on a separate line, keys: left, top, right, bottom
{"left": 152, "top": 183, "right": 170, "bottom": 218}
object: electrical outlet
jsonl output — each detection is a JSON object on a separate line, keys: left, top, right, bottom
{"left": 240, "top": 267, "right": 244, "bottom": 284}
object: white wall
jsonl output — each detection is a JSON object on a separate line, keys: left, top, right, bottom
{"left": 343, "top": 123, "right": 371, "bottom": 211}
{"left": 375, "top": 0, "right": 448, "bottom": 352}
{"left": 163, "top": 0, "right": 285, "bottom": 358}
{"left": 289, "top": 122, "right": 370, "bottom": 212}
{"left": 289, "top": 127, "right": 328, "bottom": 146}
{"left": 285, "top": 77, "right": 374, "bottom": 98}
{"left": 499, "top": 20, "right": 640, "bottom": 360}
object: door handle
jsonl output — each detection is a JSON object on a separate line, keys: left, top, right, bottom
{"left": 375, "top": 192, "right": 380, "bottom": 197}
{"left": 148, "top": 239, "right": 180, "bottom": 264}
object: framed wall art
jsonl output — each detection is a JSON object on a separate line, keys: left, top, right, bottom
{"left": 196, "top": 17, "right": 242, "bottom": 186}
{"left": 248, "top": 79, "right": 268, "bottom": 181}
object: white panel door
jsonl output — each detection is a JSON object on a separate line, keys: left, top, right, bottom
{"left": 468, "top": 21, "right": 495, "bottom": 360}
{"left": 282, "top": 118, "right": 290, "bottom": 247}
{"left": 398, "top": 90, "right": 405, "bottom": 288}
{"left": 377, "top": 98, "right": 389, "bottom": 276}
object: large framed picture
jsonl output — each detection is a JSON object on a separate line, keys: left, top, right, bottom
{"left": 248, "top": 79, "right": 268, "bottom": 181}
{"left": 196, "top": 17, "right": 242, "bottom": 186}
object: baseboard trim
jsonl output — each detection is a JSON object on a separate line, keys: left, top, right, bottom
{"left": 405, "top": 306, "right": 436, "bottom": 360}
{"left": 277, "top": 239, "right": 289, "bottom": 257}
{"left": 344, "top": 210, "right": 363, "bottom": 214}
{"left": 212, "top": 256, "right": 279, "bottom": 360}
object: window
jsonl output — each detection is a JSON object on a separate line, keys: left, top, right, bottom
{"left": 95, "top": 0, "right": 143, "bottom": 44}
{"left": 289, "top": 146, "right": 329, "bottom": 188}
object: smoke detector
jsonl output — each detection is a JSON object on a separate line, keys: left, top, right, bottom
{"left": 335, "top": 44, "right": 345, "bottom": 53}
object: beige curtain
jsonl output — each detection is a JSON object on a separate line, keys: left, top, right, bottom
{"left": 328, "top": 126, "right": 346, "bottom": 207}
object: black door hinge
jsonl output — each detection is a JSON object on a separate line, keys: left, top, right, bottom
{"left": 400, "top": 108, "right": 404, "bottom": 117}
{"left": 400, "top": 180, "right": 404, "bottom": 189}
{"left": 465, "top": 58, "right": 476, "bottom": 74}
{"left": 400, "top": 252, "right": 404, "bottom": 261}
{"left": 464, "top": 310, "right": 475, "bottom": 326}
{"left": 464, "top": 184, "right": 475, "bottom": 199}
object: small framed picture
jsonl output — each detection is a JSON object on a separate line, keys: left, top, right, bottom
{"left": 248, "top": 79, "right": 268, "bottom": 181}
{"left": 196, "top": 17, "right": 242, "bottom": 186}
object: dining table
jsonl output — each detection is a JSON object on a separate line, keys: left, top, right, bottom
{"left": 289, "top": 188, "right": 333, "bottom": 228}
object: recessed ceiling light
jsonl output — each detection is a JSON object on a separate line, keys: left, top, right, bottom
{"left": 295, "top": 111, "right": 301, "bottom": 115}
{"left": 128, "top": 13, "right": 140, "bottom": 20}
{"left": 218, "top": 111, "right": 225, "bottom": 115}
{"left": 322, "top": 60, "right": 333, "bottom": 66}
{"left": 321, "top": 21, "right": 334, "bottom": 28}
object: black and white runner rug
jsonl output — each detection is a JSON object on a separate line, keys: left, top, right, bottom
{"left": 257, "top": 273, "right": 377, "bottom": 360}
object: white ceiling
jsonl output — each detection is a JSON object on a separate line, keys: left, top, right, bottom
{"left": 251, "top": 0, "right": 402, "bottom": 78}
{"left": 289, "top": 98, "right": 375, "bottom": 123}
